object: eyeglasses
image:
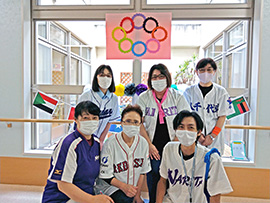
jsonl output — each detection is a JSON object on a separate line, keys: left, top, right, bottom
{"left": 98, "top": 73, "right": 112, "bottom": 78}
{"left": 122, "top": 119, "right": 141, "bottom": 126}
{"left": 151, "top": 74, "right": 166, "bottom": 80}
{"left": 198, "top": 68, "right": 214, "bottom": 73}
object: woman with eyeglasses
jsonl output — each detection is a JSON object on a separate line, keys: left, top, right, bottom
{"left": 97, "top": 105, "right": 151, "bottom": 203}
{"left": 136, "top": 63, "right": 190, "bottom": 203}
{"left": 156, "top": 110, "right": 232, "bottom": 203}
{"left": 70, "top": 64, "right": 120, "bottom": 146}
{"left": 183, "top": 58, "right": 232, "bottom": 155}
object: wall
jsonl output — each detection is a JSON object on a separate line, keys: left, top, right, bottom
{"left": 0, "top": 0, "right": 25, "bottom": 157}
{"left": 255, "top": 0, "right": 270, "bottom": 169}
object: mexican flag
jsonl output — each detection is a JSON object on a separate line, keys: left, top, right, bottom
{"left": 33, "top": 91, "right": 58, "bottom": 114}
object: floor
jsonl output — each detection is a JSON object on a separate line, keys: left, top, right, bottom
{"left": 0, "top": 184, "right": 270, "bottom": 203}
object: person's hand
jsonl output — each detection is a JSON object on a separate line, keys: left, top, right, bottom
{"left": 198, "top": 133, "right": 206, "bottom": 145}
{"left": 133, "top": 194, "right": 144, "bottom": 203}
{"left": 122, "top": 184, "right": 138, "bottom": 197}
{"left": 149, "top": 143, "right": 160, "bottom": 160}
{"left": 201, "top": 134, "right": 214, "bottom": 146}
{"left": 93, "top": 194, "right": 114, "bottom": 203}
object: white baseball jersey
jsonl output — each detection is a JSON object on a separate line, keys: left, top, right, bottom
{"left": 99, "top": 133, "right": 151, "bottom": 195}
{"left": 183, "top": 83, "right": 232, "bottom": 154}
{"left": 77, "top": 89, "right": 120, "bottom": 138}
{"left": 160, "top": 142, "right": 233, "bottom": 203}
{"left": 136, "top": 88, "right": 190, "bottom": 142}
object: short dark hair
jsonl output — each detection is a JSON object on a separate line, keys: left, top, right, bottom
{"left": 148, "top": 63, "right": 172, "bottom": 90}
{"left": 196, "top": 58, "right": 217, "bottom": 71}
{"left": 74, "top": 101, "right": 100, "bottom": 119}
{"left": 173, "top": 110, "right": 203, "bottom": 132}
{"left": 121, "top": 105, "right": 143, "bottom": 123}
{"left": 92, "top": 64, "right": 115, "bottom": 92}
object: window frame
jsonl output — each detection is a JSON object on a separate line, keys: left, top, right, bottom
{"left": 203, "top": 21, "right": 250, "bottom": 158}
{"left": 32, "top": 19, "right": 91, "bottom": 149}
{"left": 30, "top": 0, "right": 255, "bottom": 163}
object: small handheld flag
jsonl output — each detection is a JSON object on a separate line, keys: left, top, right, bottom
{"left": 33, "top": 91, "right": 58, "bottom": 114}
{"left": 227, "top": 95, "right": 250, "bottom": 120}
{"left": 67, "top": 106, "right": 75, "bottom": 120}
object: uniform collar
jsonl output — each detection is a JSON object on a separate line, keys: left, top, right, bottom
{"left": 97, "top": 88, "right": 111, "bottom": 99}
{"left": 116, "top": 132, "right": 139, "bottom": 153}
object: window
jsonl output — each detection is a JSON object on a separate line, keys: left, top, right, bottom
{"left": 146, "top": 0, "right": 247, "bottom": 4}
{"left": 214, "top": 37, "right": 223, "bottom": 57}
{"left": 71, "top": 37, "right": 80, "bottom": 56}
{"left": 228, "top": 22, "right": 245, "bottom": 49}
{"left": 37, "top": 0, "right": 131, "bottom": 6}
{"left": 38, "top": 21, "right": 47, "bottom": 39}
{"left": 31, "top": 1, "right": 253, "bottom": 160}
{"left": 203, "top": 21, "right": 249, "bottom": 157}
{"left": 52, "top": 50, "right": 66, "bottom": 85}
{"left": 50, "top": 23, "right": 66, "bottom": 48}
{"left": 34, "top": 21, "right": 91, "bottom": 149}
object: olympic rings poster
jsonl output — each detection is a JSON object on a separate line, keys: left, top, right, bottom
{"left": 106, "top": 12, "right": 171, "bottom": 59}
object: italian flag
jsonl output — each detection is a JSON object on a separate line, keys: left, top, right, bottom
{"left": 33, "top": 91, "right": 58, "bottom": 114}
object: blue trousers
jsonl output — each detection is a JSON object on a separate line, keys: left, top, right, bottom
{"left": 147, "top": 159, "right": 161, "bottom": 203}
{"left": 110, "top": 189, "right": 134, "bottom": 203}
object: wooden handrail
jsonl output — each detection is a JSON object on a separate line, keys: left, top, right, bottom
{"left": 224, "top": 125, "right": 270, "bottom": 130}
{"left": 0, "top": 118, "right": 73, "bottom": 124}
{"left": 0, "top": 118, "right": 270, "bottom": 130}
{"left": 0, "top": 118, "right": 119, "bottom": 125}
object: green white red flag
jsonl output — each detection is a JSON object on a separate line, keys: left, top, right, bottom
{"left": 33, "top": 91, "right": 58, "bottom": 114}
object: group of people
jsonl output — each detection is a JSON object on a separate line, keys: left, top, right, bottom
{"left": 42, "top": 59, "right": 233, "bottom": 203}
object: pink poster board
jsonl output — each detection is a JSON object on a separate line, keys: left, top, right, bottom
{"left": 106, "top": 12, "right": 171, "bottom": 59}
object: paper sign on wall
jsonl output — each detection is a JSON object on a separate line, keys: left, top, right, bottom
{"left": 106, "top": 12, "right": 171, "bottom": 59}
{"left": 231, "top": 141, "right": 248, "bottom": 161}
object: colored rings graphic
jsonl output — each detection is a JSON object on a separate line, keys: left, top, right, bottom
{"left": 120, "top": 17, "right": 134, "bottom": 34}
{"left": 132, "top": 41, "right": 147, "bottom": 57}
{"left": 132, "top": 13, "right": 146, "bottom": 30}
{"left": 119, "top": 38, "right": 133, "bottom": 53}
{"left": 143, "top": 17, "right": 159, "bottom": 34}
{"left": 146, "top": 38, "right": 160, "bottom": 54}
{"left": 151, "top": 26, "right": 168, "bottom": 42}
{"left": 112, "top": 14, "right": 168, "bottom": 57}
{"left": 112, "top": 27, "right": 126, "bottom": 42}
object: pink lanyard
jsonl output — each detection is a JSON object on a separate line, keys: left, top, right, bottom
{"left": 152, "top": 88, "right": 168, "bottom": 124}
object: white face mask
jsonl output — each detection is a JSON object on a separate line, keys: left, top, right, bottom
{"left": 151, "top": 79, "right": 167, "bottom": 92}
{"left": 198, "top": 72, "right": 214, "bottom": 84}
{"left": 176, "top": 130, "right": 197, "bottom": 146}
{"left": 122, "top": 125, "right": 140, "bottom": 138}
{"left": 98, "top": 77, "right": 112, "bottom": 89}
{"left": 78, "top": 120, "right": 99, "bottom": 136}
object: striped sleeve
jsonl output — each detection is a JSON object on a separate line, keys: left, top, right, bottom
{"left": 48, "top": 136, "right": 82, "bottom": 183}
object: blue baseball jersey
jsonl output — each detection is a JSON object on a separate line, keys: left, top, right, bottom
{"left": 76, "top": 89, "right": 121, "bottom": 138}
{"left": 42, "top": 130, "right": 100, "bottom": 203}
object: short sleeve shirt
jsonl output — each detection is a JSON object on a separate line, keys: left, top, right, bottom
{"left": 160, "top": 143, "right": 233, "bottom": 203}
{"left": 42, "top": 130, "right": 100, "bottom": 203}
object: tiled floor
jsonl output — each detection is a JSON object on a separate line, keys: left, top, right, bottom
{"left": 0, "top": 184, "right": 269, "bottom": 203}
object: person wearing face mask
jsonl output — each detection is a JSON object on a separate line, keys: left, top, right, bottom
{"left": 97, "top": 105, "right": 151, "bottom": 203}
{"left": 42, "top": 101, "right": 114, "bottom": 203}
{"left": 70, "top": 64, "right": 120, "bottom": 146}
{"left": 183, "top": 58, "right": 232, "bottom": 155}
{"left": 136, "top": 63, "right": 190, "bottom": 203}
{"left": 156, "top": 110, "right": 233, "bottom": 203}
